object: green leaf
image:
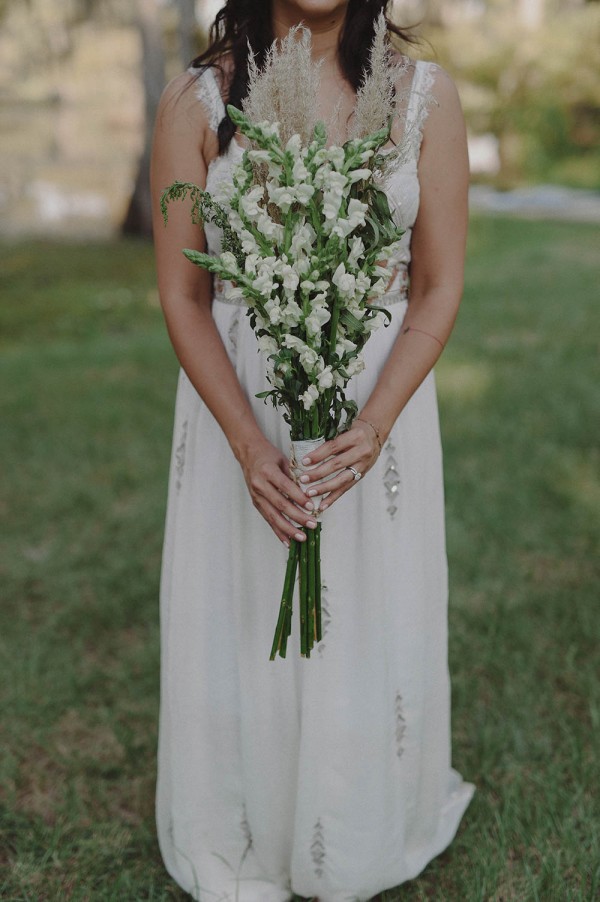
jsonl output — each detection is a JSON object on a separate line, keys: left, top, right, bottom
{"left": 366, "top": 305, "right": 393, "bottom": 325}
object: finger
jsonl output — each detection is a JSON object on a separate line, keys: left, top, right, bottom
{"left": 301, "top": 448, "right": 371, "bottom": 484}
{"left": 300, "top": 432, "right": 355, "bottom": 465}
{"left": 264, "top": 485, "right": 320, "bottom": 528}
{"left": 259, "top": 496, "right": 314, "bottom": 544}
{"left": 277, "top": 469, "right": 313, "bottom": 510}
{"left": 273, "top": 458, "right": 314, "bottom": 508}
{"left": 318, "top": 471, "right": 365, "bottom": 511}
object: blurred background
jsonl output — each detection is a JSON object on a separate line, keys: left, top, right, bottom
{"left": 0, "top": 0, "right": 598, "bottom": 239}
{"left": 1, "top": 3, "right": 598, "bottom": 900}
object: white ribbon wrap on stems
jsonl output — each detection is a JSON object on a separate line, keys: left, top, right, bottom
{"left": 290, "top": 437, "right": 339, "bottom": 515}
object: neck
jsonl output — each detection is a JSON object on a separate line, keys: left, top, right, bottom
{"left": 271, "top": 2, "right": 347, "bottom": 63}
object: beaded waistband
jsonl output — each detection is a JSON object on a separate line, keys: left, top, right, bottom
{"left": 213, "top": 263, "right": 409, "bottom": 308}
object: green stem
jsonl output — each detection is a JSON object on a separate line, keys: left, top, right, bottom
{"left": 307, "top": 526, "right": 316, "bottom": 654}
{"left": 269, "top": 540, "right": 299, "bottom": 661}
{"left": 315, "top": 524, "right": 322, "bottom": 642}
{"left": 299, "top": 534, "right": 308, "bottom": 656}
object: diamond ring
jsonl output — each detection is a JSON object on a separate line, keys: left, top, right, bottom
{"left": 346, "top": 466, "right": 362, "bottom": 481}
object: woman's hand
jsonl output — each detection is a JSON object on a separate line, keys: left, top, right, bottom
{"left": 297, "top": 421, "right": 381, "bottom": 511}
{"left": 238, "top": 437, "right": 320, "bottom": 546}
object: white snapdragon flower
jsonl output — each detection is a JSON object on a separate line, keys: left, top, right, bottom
{"left": 228, "top": 209, "right": 244, "bottom": 233}
{"left": 346, "top": 355, "right": 366, "bottom": 376}
{"left": 220, "top": 251, "right": 239, "bottom": 274}
{"left": 279, "top": 263, "right": 300, "bottom": 294}
{"left": 316, "top": 366, "right": 334, "bottom": 391}
{"left": 347, "top": 236, "right": 365, "bottom": 268}
{"left": 240, "top": 230, "right": 260, "bottom": 255}
{"left": 295, "top": 183, "right": 315, "bottom": 205}
{"left": 248, "top": 149, "right": 272, "bottom": 165}
{"left": 300, "top": 384, "right": 319, "bottom": 411}
{"left": 290, "top": 222, "right": 314, "bottom": 257}
{"left": 264, "top": 297, "right": 284, "bottom": 325}
{"left": 283, "top": 334, "right": 305, "bottom": 351}
{"left": 299, "top": 345, "right": 320, "bottom": 373}
{"left": 244, "top": 253, "right": 260, "bottom": 275}
{"left": 253, "top": 264, "right": 276, "bottom": 297}
{"left": 348, "top": 168, "right": 373, "bottom": 184}
{"left": 257, "top": 120, "right": 280, "bottom": 139}
{"left": 368, "top": 278, "right": 388, "bottom": 299}
{"left": 332, "top": 263, "right": 357, "bottom": 298}
{"left": 281, "top": 300, "right": 303, "bottom": 327}
{"left": 285, "top": 134, "right": 302, "bottom": 158}
{"left": 326, "top": 171, "right": 348, "bottom": 195}
{"left": 331, "top": 218, "right": 356, "bottom": 240}
{"left": 256, "top": 212, "right": 284, "bottom": 244}
{"left": 328, "top": 146, "right": 346, "bottom": 170}
{"left": 355, "top": 271, "right": 372, "bottom": 297}
{"left": 379, "top": 240, "right": 404, "bottom": 259}
{"left": 347, "top": 299, "right": 366, "bottom": 320}
{"left": 268, "top": 184, "right": 296, "bottom": 212}
{"left": 224, "top": 283, "right": 244, "bottom": 302}
{"left": 336, "top": 337, "right": 357, "bottom": 356}
{"left": 292, "top": 156, "right": 310, "bottom": 182}
{"left": 363, "top": 311, "right": 387, "bottom": 333}
{"left": 305, "top": 305, "right": 331, "bottom": 337}
{"left": 295, "top": 255, "right": 311, "bottom": 276}
{"left": 240, "top": 186, "right": 265, "bottom": 219}
{"left": 346, "top": 198, "right": 369, "bottom": 230}
{"left": 258, "top": 334, "right": 278, "bottom": 356}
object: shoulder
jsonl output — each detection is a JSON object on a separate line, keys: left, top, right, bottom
{"left": 417, "top": 62, "right": 464, "bottom": 124}
{"left": 155, "top": 70, "right": 210, "bottom": 136}
{"left": 152, "top": 69, "right": 222, "bottom": 176}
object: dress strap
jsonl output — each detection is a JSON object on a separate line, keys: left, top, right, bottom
{"left": 404, "top": 60, "right": 439, "bottom": 159}
{"left": 188, "top": 65, "right": 226, "bottom": 133}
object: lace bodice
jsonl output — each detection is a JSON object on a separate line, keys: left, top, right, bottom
{"left": 189, "top": 60, "right": 438, "bottom": 273}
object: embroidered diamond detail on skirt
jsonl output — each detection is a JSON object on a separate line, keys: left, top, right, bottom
{"left": 240, "top": 802, "right": 253, "bottom": 848}
{"left": 310, "top": 819, "right": 325, "bottom": 878}
{"left": 383, "top": 439, "right": 401, "bottom": 518}
{"left": 317, "top": 584, "right": 331, "bottom": 657}
{"left": 175, "top": 419, "right": 188, "bottom": 492}
{"left": 395, "top": 692, "right": 407, "bottom": 758}
{"left": 228, "top": 307, "right": 242, "bottom": 364}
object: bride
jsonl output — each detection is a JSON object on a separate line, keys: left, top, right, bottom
{"left": 150, "top": 1, "right": 476, "bottom": 900}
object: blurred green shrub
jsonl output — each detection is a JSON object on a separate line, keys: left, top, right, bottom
{"left": 428, "top": 3, "right": 600, "bottom": 188}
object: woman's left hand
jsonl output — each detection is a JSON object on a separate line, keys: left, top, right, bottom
{"left": 298, "top": 420, "right": 382, "bottom": 511}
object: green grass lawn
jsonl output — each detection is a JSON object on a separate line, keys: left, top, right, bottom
{"left": 1, "top": 218, "right": 598, "bottom": 901}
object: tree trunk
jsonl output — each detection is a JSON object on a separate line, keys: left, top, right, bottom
{"left": 176, "top": 0, "right": 197, "bottom": 70}
{"left": 122, "top": 0, "right": 166, "bottom": 237}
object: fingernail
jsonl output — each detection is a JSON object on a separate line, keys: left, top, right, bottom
{"left": 302, "top": 457, "right": 311, "bottom": 465}
{"left": 282, "top": 539, "right": 290, "bottom": 548}
{"left": 295, "top": 531, "right": 306, "bottom": 542}
{"left": 307, "top": 489, "right": 318, "bottom": 497}
{"left": 320, "top": 503, "right": 328, "bottom": 511}
{"left": 304, "top": 501, "right": 313, "bottom": 510}
{"left": 306, "top": 519, "right": 317, "bottom": 529}
{"left": 300, "top": 475, "right": 310, "bottom": 483}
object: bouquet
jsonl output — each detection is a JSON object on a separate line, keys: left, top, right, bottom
{"left": 161, "top": 17, "right": 420, "bottom": 659}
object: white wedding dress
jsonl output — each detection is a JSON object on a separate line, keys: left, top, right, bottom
{"left": 156, "top": 61, "right": 475, "bottom": 902}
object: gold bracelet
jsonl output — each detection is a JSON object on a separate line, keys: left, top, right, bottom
{"left": 356, "top": 417, "right": 383, "bottom": 453}
{"left": 402, "top": 325, "right": 445, "bottom": 350}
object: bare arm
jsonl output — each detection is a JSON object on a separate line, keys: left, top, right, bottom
{"left": 150, "top": 73, "right": 316, "bottom": 544}
{"left": 299, "top": 67, "right": 469, "bottom": 505}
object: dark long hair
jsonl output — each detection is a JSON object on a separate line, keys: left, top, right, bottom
{"left": 189, "top": 0, "right": 418, "bottom": 155}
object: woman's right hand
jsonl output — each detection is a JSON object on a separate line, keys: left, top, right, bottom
{"left": 238, "top": 438, "right": 319, "bottom": 546}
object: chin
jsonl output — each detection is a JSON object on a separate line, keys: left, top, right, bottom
{"left": 277, "top": 0, "right": 350, "bottom": 20}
